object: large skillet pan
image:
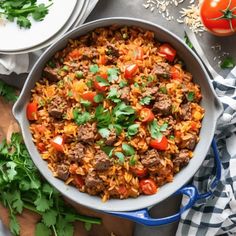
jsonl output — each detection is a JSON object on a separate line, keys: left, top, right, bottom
{"left": 13, "top": 18, "right": 223, "bottom": 225}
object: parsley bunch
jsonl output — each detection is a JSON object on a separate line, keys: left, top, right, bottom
{"left": 0, "top": 0, "right": 53, "bottom": 29}
{"left": 0, "top": 80, "right": 18, "bottom": 102}
{"left": 0, "top": 133, "right": 101, "bottom": 236}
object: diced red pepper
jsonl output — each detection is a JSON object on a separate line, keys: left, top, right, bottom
{"left": 26, "top": 102, "right": 38, "bottom": 121}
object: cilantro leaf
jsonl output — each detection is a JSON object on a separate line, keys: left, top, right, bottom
{"left": 220, "top": 57, "right": 235, "bottom": 69}
{"left": 35, "top": 223, "right": 52, "bottom": 236}
{"left": 12, "top": 191, "right": 23, "bottom": 214}
{"left": 139, "top": 96, "right": 152, "bottom": 105}
{"left": 129, "top": 155, "right": 136, "bottom": 166}
{"left": 6, "top": 161, "right": 17, "bottom": 181}
{"left": 127, "top": 124, "right": 139, "bottom": 136}
{"left": 107, "top": 87, "right": 121, "bottom": 103}
{"left": 101, "top": 146, "right": 114, "bottom": 157}
{"left": 17, "top": 16, "right": 31, "bottom": 28}
{"left": 184, "top": 33, "right": 193, "bottom": 49}
{"left": 80, "top": 99, "right": 91, "bottom": 107}
{"left": 96, "top": 76, "right": 109, "bottom": 86}
{"left": 115, "top": 152, "right": 125, "bottom": 164}
{"left": 95, "top": 105, "right": 112, "bottom": 128}
{"left": 187, "top": 91, "right": 195, "bottom": 102}
{"left": 32, "top": 4, "right": 50, "bottom": 21}
{"left": 0, "top": 81, "right": 18, "bottom": 102}
{"left": 34, "top": 194, "right": 52, "bottom": 212}
{"left": 119, "top": 80, "right": 128, "bottom": 88}
{"left": 98, "top": 128, "right": 110, "bottom": 138}
{"left": 42, "top": 210, "right": 58, "bottom": 227}
{"left": 89, "top": 64, "right": 99, "bottom": 73}
{"left": 107, "top": 68, "right": 119, "bottom": 82}
{"left": 94, "top": 93, "right": 104, "bottom": 103}
{"left": 73, "top": 109, "right": 91, "bottom": 125}
{"left": 122, "top": 143, "right": 135, "bottom": 156}
{"left": 9, "top": 215, "right": 20, "bottom": 236}
{"left": 148, "top": 120, "right": 168, "bottom": 140}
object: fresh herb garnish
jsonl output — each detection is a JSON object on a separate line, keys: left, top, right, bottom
{"left": 119, "top": 80, "right": 128, "bottom": 88}
{"left": 0, "top": 1, "right": 53, "bottom": 29}
{"left": 149, "top": 120, "right": 168, "bottom": 140}
{"left": 101, "top": 146, "right": 114, "bottom": 157}
{"left": 127, "top": 124, "right": 139, "bottom": 136}
{"left": 94, "top": 94, "right": 104, "bottom": 103}
{"left": 187, "top": 91, "right": 195, "bottom": 102}
{"left": 80, "top": 99, "right": 91, "bottom": 107}
{"left": 139, "top": 96, "right": 152, "bottom": 105}
{"left": 129, "top": 155, "right": 136, "bottom": 166}
{"left": 95, "top": 105, "right": 112, "bottom": 128}
{"left": 98, "top": 128, "right": 110, "bottom": 138}
{"left": 0, "top": 133, "right": 101, "bottom": 236}
{"left": 184, "top": 33, "right": 193, "bottom": 49}
{"left": 67, "top": 90, "right": 73, "bottom": 97}
{"left": 220, "top": 57, "right": 235, "bottom": 69}
{"left": 122, "top": 143, "right": 135, "bottom": 156}
{"left": 73, "top": 109, "right": 91, "bottom": 125}
{"left": 89, "top": 64, "right": 99, "bottom": 73}
{"left": 159, "top": 87, "right": 167, "bottom": 94}
{"left": 96, "top": 76, "right": 109, "bottom": 87}
{"left": 115, "top": 152, "right": 125, "bottom": 164}
{"left": 0, "top": 80, "right": 18, "bottom": 102}
{"left": 107, "top": 88, "right": 121, "bottom": 103}
{"left": 75, "top": 71, "right": 84, "bottom": 78}
{"left": 86, "top": 80, "right": 93, "bottom": 88}
{"left": 107, "top": 67, "right": 119, "bottom": 82}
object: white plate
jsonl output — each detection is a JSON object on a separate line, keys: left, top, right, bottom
{"left": 0, "top": 0, "right": 87, "bottom": 54}
{"left": 0, "top": 0, "right": 77, "bottom": 51}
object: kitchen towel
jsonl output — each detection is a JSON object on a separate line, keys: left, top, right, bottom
{"left": 0, "top": 0, "right": 98, "bottom": 76}
{"left": 176, "top": 67, "right": 236, "bottom": 236}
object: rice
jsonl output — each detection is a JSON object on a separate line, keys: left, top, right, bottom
{"left": 28, "top": 25, "right": 204, "bottom": 200}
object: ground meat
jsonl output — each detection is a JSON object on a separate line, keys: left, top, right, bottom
{"left": 153, "top": 93, "right": 172, "bottom": 116}
{"left": 105, "top": 130, "right": 117, "bottom": 145}
{"left": 43, "top": 66, "right": 60, "bottom": 82}
{"left": 48, "top": 96, "right": 67, "bottom": 119}
{"left": 173, "top": 149, "right": 190, "bottom": 169}
{"left": 152, "top": 62, "right": 171, "bottom": 79}
{"left": 119, "top": 87, "right": 131, "bottom": 102}
{"left": 142, "top": 86, "right": 159, "bottom": 98}
{"left": 67, "top": 143, "right": 85, "bottom": 163}
{"left": 85, "top": 172, "right": 104, "bottom": 195}
{"left": 56, "top": 164, "right": 69, "bottom": 181}
{"left": 140, "top": 149, "right": 161, "bottom": 167}
{"left": 180, "top": 103, "right": 192, "bottom": 121}
{"left": 77, "top": 123, "right": 97, "bottom": 143}
{"left": 105, "top": 45, "right": 120, "bottom": 58}
{"left": 180, "top": 133, "right": 197, "bottom": 150}
{"left": 94, "top": 150, "right": 111, "bottom": 171}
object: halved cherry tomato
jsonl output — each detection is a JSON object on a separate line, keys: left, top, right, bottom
{"left": 98, "top": 54, "right": 107, "bottom": 65}
{"left": 26, "top": 102, "right": 38, "bottom": 120}
{"left": 130, "top": 167, "right": 147, "bottom": 178}
{"left": 149, "top": 136, "right": 168, "bottom": 151}
{"left": 94, "top": 80, "right": 107, "bottom": 92}
{"left": 159, "top": 43, "right": 176, "bottom": 62}
{"left": 118, "top": 185, "right": 128, "bottom": 197}
{"left": 81, "top": 91, "right": 97, "bottom": 103}
{"left": 74, "top": 175, "right": 84, "bottom": 188}
{"left": 139, "top": 108, "right": 155, "bottom": 123}
{"left": 140, "top": 179, "right": 157, "bottom": 195}
{"left": 124, "top": 64, "right": 138, "bottom": 79}
{"left": 100, "top": 73, "right": 108, "bottom": 79}
{"left": 37, "top": 142, "right": 45, "bottom": 153}
{"left": 51, "top": 135, "right": 64, "bottom": 152}
{"left": 170, "top": 67, "right": 183, "bottom": 81}
{"left": 133, "top": 47, "right": 144, "bottom": 60}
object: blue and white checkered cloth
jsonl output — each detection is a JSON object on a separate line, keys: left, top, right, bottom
{"left": 177, "top": 67, "right": 236, "bottom": 236}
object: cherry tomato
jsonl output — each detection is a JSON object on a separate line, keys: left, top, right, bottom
{"left": 159, "top": 43, "right": 176, "bottom": 62}
{"left": 130, "top": 167, "right": 147, "bottom": 178}
{"left": 81, "top": 91, "right": 97, "bottom": 103}
{"left": 149, "top": 136, "right": 168, "bottom": 151}
{"left": 99, "top": 54, "right": 107, "bottom": 65}
{"left": 170, "top": 67, "right": 183, "bottom": 81}
{"left": 140, "top": 179, "right": 157, "bottom": 195}
{"left": 74, "top": 175, "right": 84, "bottom": 188}
{"left": 100, "top": 73, "right": 108, "bottom": 79}
{"left": 139, "top": 108, "right": 155, "bottom": 123}
{"left": 26, "top": 102, "right": 38, "bottom": 120}
{"left": 200, "top": 0, "right": 236, "bottom": 36}
{"left": 124, "top": 64, "right": 138, "bottom": 79}
{"left": 94, "top": 74, "right": 108, "bottom": 92}
{"left": 133, "top": 47, "right": 144, "bottom": 60}
{"left": 51, "top": 135, "right": 64, "bottom": 152}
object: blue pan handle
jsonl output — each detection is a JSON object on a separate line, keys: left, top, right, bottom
{"left": 109, "top": 139, "right": 221, "bottom": 226}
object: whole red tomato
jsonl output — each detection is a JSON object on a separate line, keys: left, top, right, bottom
{"left": 200, "top": 0, "right": 236, "bottom": 36}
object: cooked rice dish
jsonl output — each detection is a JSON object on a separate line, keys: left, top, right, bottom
{"left": 28, "top": 26, "right": 204, "bottom": 201}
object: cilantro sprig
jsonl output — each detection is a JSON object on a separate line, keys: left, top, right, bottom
{"left": 0, "top": 80, "right": 18, "bottom": 102}
{"left": 0, "top": 133, "right": 101, "bottom": 236}
{"left": 148, "top": 120, "right": 168, "bottom": 140}
{"left": 0, "top": 0, "right": 53, "bottom": 29}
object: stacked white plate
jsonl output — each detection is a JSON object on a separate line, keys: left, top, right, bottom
{"left": 0, "top": 0, "right": 89, "bottom": 54}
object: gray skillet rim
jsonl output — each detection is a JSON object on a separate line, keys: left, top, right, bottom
{"left": 13, "top": 17, "right": 223, "bottom": 212}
